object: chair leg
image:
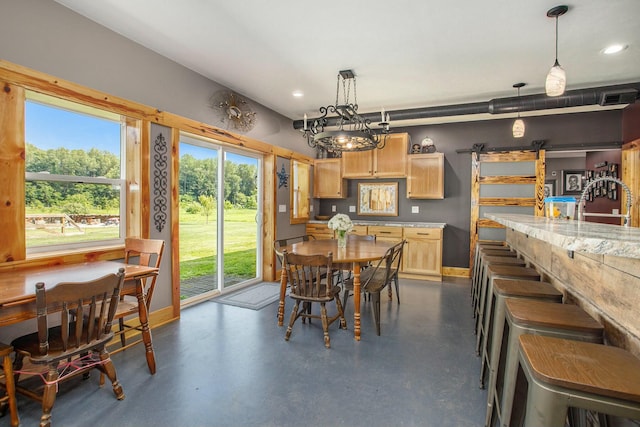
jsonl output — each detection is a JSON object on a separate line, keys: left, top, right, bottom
{"left": 285, "top": 301, "right": 300, "bottom": 341}
{"left": 1, "top": 352, "right": 19, "bottom": 427}
{"left": 98, "top": 350, "right": 125, "bottom": 400}
{"left": 394, "top": 275, "right": 400, "bottom": 304}
{"left": 40, "top": 365, "right": 59, "bottom": 427}
{"left": 118, "top": 317, "right": 126, "bottom": 347}
{"left": 334, "top": 294, "right": 347, "bottom": 330}
{"left": 320, "top": 302, "right": 330, "bottom": 348}
{"left": 371, "top": 291, "right": 381, "bottom": 336}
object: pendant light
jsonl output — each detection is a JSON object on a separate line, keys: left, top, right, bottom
{"left": 545, "top": 5, "right": 568, "bottom": 97}
{"left": 512, "top": 83, "right": 525, "bottom": 138}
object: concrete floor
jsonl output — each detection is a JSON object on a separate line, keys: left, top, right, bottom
{"left": 10, "top": 277, "right": 488, "bottom": 427}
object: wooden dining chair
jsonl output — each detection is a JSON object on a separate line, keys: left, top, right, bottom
{"left": 11, "top": 268, "right": 126, "bottom": 427}
{"left": 0, "top": 342, "right": 19, "bottom": 426}
{"left": 273, "top": 234, "right": 315, "bottom": 268}
{"left": 114, "top": 237, "right": 165, "bottom": 349}
{"left": 342, "top": 240, "right": 405, "bottom": 336}
{"left": 282, "top": 250, "right": 347, "bottom": 348}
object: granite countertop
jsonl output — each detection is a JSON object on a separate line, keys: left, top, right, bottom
{"left": 486, "top": 213, "right": 640, "bottom": 259}
{"left": 308, "top": 220, "right": 446, "bottom": 229}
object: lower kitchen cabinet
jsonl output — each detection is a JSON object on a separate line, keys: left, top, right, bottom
{"left": 401, "top": 227, "right": 443, "bottom": 281}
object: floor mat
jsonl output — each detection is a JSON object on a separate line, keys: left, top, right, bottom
{"left": 212, "top": 282, "right": 281, "bottom": 310}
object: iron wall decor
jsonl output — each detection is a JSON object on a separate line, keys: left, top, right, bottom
{"left": 153, "top": 133, "right": 168, "bottom": 232}
{"left": 277, "top": 163, "right": 289, "bottom": 188}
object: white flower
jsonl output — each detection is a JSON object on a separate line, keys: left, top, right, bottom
{"left": 327, "top": 213, "right": 353, "bottom": 232}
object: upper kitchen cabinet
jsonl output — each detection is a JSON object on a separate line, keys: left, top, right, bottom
{"left": 341, "top": 133, "right": 409, "bottom": 178}
{"left": 313, "top": 158, "right": 346, "bottom": 198}
{"left": 290, "top": 159, "right": 310, "bottom": 224}
{"left": 407, "top": 153, "right": 445, "bottom": 199}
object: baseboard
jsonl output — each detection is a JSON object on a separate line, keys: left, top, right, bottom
{"left": 442, "top": 267, "right": 470, "bottom": 278}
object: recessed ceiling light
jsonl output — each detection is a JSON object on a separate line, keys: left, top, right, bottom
{"left": 292, "top": 90, "right": 304, "bottom": 98}
{"left": 603, "top": 44, "right": 628, "bottom": 55}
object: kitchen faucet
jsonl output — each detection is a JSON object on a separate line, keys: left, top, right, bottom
{"left": 577, "top": 176, "right": 633, "bottom": 227}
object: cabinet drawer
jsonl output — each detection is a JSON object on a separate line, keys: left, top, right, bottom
{"left": 306, "top": 224, "right": 333, "bottom": 238}
{"left": 349, "top": 225, "right": 369, "bottom": 236}
{"left": 403, "top": 227, "right": 442, "bottom": 240}
{"left": 368, "top": 226, "right": 403, "bottom": 240}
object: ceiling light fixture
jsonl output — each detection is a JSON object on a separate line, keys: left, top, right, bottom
{"left": 545, "top": 5, "right": 568, "bottom": 97}
{"left": 603, "top": 44, "right": 627, "bottom": 55}
{"left": 302, "top": 70, "right": 390, "bottom": 154}
{"left": 512, "top": 82, "right": 526, "bottom": 138}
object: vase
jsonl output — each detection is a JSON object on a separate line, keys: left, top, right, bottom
{"left": 337, "top": 231, "right": 347, "bottom": 248}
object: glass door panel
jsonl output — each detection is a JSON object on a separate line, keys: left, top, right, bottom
{"left": 222, "top": 151, "right": 261, "bottom": 290}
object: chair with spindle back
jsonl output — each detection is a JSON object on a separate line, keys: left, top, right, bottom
{"left": 11, "top": 268, "right": 126, "bottom": 427}
{"left": 283, "top": 250, "right": 346, "bottom": 348}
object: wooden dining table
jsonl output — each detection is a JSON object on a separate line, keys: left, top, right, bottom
{"left": 277, "top": 238, "right": 394, "bottom": 341}
{"left": 0, "top": 260, "right": 159, "bottom": 374}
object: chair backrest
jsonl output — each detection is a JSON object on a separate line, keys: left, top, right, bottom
{"left": 282, "top": 250, "right": 334, "bottom": 299}
{"left": 273, "top": 235, "right": 315, "bottom": 267}
{"left": 35, "top": 268, "right": 125, "bottom": 358}
{"left": 124, "top": 237, "right": 165, "bottom": 310}
{"left": 361, "top": 240, "right": 405, "bottom": 292}
{"left": 389, "top": 240, "right": 406, "bottom": 273}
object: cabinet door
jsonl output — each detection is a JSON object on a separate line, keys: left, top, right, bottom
{"left": 313, "top": 158, "right": 346, "bottom": 198}
{"left": 407, "top": 153, "right": 444, "bottom": 199}
{"left": 368, "top": 225, "right": 403, "bottom": 242}
{"left": 402, "top": 228, "right": 443, "bottom": 277}
{"left": 342, "top": 150, "right": 372, "bottom": 178}
{"left": 373, "top": 133, "right": 408, "bottom": 177}
{"left": 290, "top": 159, "right": 310, "bottom": 224}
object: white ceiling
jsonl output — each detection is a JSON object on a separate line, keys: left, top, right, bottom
{"left": 54, "top": 0, "right": 640, "bottom": 126}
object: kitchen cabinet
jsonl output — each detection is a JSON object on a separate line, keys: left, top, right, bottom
{"left": 305, "top": 223, "right": 333, "bottom": 239}
{"left": 401, "top": 227, "right": 443, "bottom": 280}
{"left": 313, "top": 158, "right": 346, "bottom": 198}
{"left": 341, "top": 133, "right": 408, "bottom": 178}
{"left": 290, "top": 159, "right": 310, "bottom": 224}
{"left": 368, "top": 225, "right": 403, "bottom": 243}
{"left": 407, "top": 153, "right": 444, "bottom": 199}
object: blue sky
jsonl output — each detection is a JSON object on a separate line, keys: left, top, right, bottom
{"left": 26, "top": 100, "right": 257, "bottom": 166}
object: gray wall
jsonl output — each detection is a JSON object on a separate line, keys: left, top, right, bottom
{"left": 318, "top": 111, "right": 622, "bottom": 268}
{"left": 0, "top": 0, "right": 312, "bottom": 156}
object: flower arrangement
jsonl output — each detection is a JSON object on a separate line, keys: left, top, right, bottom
{"left": 327, "top": 213, "right": 353, "bottom": 233}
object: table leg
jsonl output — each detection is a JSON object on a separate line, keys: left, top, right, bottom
{"left": 136, "top": 278, "right": 156, "bottom": 375}
{"left": 353, "top": 263, "right": 361, "bottom": 341}
{"left": 277, "top": 268, "right": 288, "bottom": 326}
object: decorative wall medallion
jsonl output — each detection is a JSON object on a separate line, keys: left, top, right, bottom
{"left": 277, "top": 163, "right": 289, "bottom": 188}
{"left": 153, "top": 133, "right": 168, "bottom": 232}
{"left": 210, "top": 90, "right": 257, "bottom": 133}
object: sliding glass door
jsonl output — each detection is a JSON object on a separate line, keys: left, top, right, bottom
{"left": 179, "top": 134, "right": 261, "bottom": 304}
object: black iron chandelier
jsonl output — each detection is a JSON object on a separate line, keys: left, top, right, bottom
{"left": 302, "top": 70, "right": 391, "bottom": 153}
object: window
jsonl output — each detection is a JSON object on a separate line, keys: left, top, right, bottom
{"left": 25, "top": 92, "right": 126, "bottom": 252}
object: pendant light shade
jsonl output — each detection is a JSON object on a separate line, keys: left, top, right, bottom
{"left": 545, "top": 6, "right": 568, "bottom": 97}
{"left": 546, "top": 60, "right": 566, "bottom": 97}
{"left": 512, "top": 82, "right": 525, "bottom": 138}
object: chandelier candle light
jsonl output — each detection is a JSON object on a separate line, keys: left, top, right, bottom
{"left": 302, "top": 70, "right": 391, "bottom": 154}
{"left": 327, "top": 213, "right": 354, "bottom": 248}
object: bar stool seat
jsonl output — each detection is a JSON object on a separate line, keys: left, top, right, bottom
{"left": 480, "top": 279, "right": 563, "bottom": 392}
{"left": 472, "top": 243, "right": 512, "bottom": 292}
{"left": 490, "top": 299, "right": 604, "bottom": 427}
{"left": 475, "top": 265, "right": 540, "bottom": 360}
{"left": 472, "top": 250, "right": 521, "bottom": 322}
{"left": 472, "top": 256, "right": 525, "bottom": 318}
{"left": 515, "top": 334, "right": 640, "bottom": 427}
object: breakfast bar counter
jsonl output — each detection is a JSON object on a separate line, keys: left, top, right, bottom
{"left": 486, "top": 213, "right": 640, "bottom": 356}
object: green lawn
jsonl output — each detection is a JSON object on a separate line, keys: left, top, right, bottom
{"left": 179, "top": 208, "right": 258, "bottom": 281}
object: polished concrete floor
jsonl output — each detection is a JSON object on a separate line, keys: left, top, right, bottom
{"left": 10, "top": 277, "right": 487, "bottom": 427}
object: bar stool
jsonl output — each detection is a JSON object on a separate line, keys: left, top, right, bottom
{"left": 472, "top": 242, "right": 511, "bottom": 295}
{"left": 480, "top": 278, "right": 563, "bottom": 393}
{"left": 489, "top": 299, "right": 604, "bottom": 427}
{"left": 472, "top": 249, "right": 520, "bottom": 321}
{"left": 475, "top": 265, "right": 540, "bottom": 360}
{"left": 514, "top": 334, "right": 640, "bottom": 427}
{"left": 472, "top": 255, "right": 525, "bottom": 321}
{"left": 0, "top": 342, "right": 19, "bottom": 426}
